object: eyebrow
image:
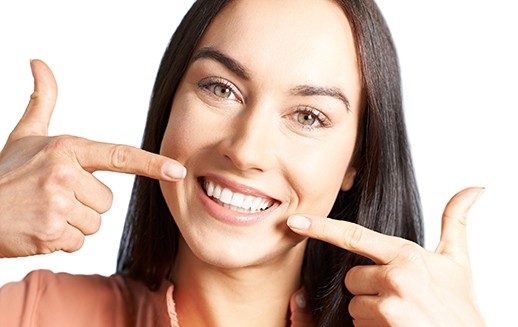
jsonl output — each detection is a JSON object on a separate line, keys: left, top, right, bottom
{"left": 192, "top": 47, "right": 251, "bottom": 80}
{"left": 289, "top": 85, "right": 351, "bottom": 112}
{"left": 192, "top": 47, "right": 351, "bottom": 111}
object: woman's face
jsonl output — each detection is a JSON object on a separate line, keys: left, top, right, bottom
{"left": 160, "top": 0, "right": 362, "bottom": 269}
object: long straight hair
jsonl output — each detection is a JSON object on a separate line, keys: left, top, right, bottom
{"left": 117, "top": 1, "right": 423, "bottom": 325}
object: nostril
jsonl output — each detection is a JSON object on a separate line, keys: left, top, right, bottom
{"left": 217, "top": 124, "right": 273, "bottom": 173}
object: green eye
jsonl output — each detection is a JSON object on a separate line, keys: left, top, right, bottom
{"left": 297, "top": 112, "right": 316, "bottom": 126}
{"left": 213, "top": 84, "right": 232, "bottom": 98}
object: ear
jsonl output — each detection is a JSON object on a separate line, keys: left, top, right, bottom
{"left": 341, "top": 166, "right": 357, "bottom": 191}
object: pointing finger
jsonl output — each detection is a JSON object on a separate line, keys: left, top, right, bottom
{"left": 73, "top": 138, "right": 186, "bottom": 181}
{"left": 287, "top": 214, "right": 411, "bottom": 264}
{"left": 9, "top": 59, "right": 58, "bottom": 142}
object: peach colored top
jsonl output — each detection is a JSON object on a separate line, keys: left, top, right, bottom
{"left": 0, "top": 270, "right": 312, "bottom": 326}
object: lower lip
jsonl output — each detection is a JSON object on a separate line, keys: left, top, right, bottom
{"left": 196, "top": 181, "right": 278, "bottom": 226}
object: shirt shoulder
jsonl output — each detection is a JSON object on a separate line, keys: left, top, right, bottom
{"left": 0, "top": 269, "right": 172, "bottom": 327}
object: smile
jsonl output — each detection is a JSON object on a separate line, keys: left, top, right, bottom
{"left": 202, "top": 178, "right": 275, "bottom": 214}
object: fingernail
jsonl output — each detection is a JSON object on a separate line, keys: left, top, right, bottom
{"left": 287, "top": 215, "right": 311, "bottom": 230}
{"left": 295, "top": 292, "right": 307, "bottom": 309}
{"left": 162, "top": 162, "right": 186, "bottom": 180}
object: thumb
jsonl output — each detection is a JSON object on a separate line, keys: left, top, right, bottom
{"left": 8, "top": 59, "right": 58, "bottom": 142}
{"left": 435, "top": 186, "right": 485, "bottom": 260}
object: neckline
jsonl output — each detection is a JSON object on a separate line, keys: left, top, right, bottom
{"left": 162, "top": 283, "right": 314, "bottom": 327}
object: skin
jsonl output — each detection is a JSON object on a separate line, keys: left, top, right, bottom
{"left": 288, "top": 187, "right": 487, "bottom": 326}
{"left": 159, "top": 0, "right": 359, "bottom": 326}
{"left": 0, "top": 60, "right": 186, "bottom": 257}
{"left": 0, "top": 1, "right": 487, "bottom": 326}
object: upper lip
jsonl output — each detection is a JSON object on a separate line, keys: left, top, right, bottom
{"left": 200, "top": 174, "right": 281, "bottom": 204}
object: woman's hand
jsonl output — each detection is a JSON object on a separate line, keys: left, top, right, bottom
{"left": 0, "top": 60, "right": 186, "bottom": 258}
{"left": 287, "top": 187, "right": 487, "bottom": 327}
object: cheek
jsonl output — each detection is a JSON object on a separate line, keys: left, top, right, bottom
{"left": 287, "top": 134, "right": 355, "bottom": 216}
{"left": 160, "top": 98, "right": 211, "bottom": 161}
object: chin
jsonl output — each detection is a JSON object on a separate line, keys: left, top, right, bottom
{"left": 178, "top": 222, "right": 305, "bottom": 271}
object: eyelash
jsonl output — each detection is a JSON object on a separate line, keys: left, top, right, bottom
{"left": 197, "top": 77, "right": 331, "bottom": 130}
{"left": 198, "top": 77, "right": 242, "bottom": 103}
{"left": 293, "top": 105, "right": 331, "bottom": 129}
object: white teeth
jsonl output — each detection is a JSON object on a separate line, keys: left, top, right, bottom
{"left": 206, "top": 182, "right": 214, "bottom": 197}
{"left": 220, "top": 188, "right": 233, "bottom": 204}
{"left": 203, "top": 179, "right": 274, "bottom": 213}
{"left": 242, "top": 195, "right": 254, "bottom": 209}
{"left": 251, "top": 197, "right": 262, "bottom": 212}
{"left": 213, "top": 184, "right": 222, "bottom": 198}
{"left": 230, "top": 193, "right": 245, "bottom": 207}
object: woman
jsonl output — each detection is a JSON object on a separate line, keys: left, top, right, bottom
{"left": 0, "top": 0, "right": 486, "bottom": 326}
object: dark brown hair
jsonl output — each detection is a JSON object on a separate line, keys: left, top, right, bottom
{"left": 117, "top": 1, "right": 423, "bottom": 325}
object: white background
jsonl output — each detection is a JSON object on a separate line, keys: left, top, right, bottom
{"left": 1, "top": 1, "right": 516, "bottom": 325}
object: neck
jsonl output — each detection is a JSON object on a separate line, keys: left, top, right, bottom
{"left": 171, "top": 238, "right": 307, "bottom": 327}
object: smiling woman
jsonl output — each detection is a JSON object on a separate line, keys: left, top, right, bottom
{"left": 0, "top": 0, "right": 515, "bottom": 326}
{"left": 160, "top": 0, "right": 360, "bottom": 271}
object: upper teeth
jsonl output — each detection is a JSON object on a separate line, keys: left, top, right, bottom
{"left": 204, "top": 179, "right": 273, "bottom": 213}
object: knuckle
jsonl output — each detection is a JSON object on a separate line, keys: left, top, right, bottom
{"left": 36, "top": 247, "right": 54, "bottom": 255}
{"left": 381, "top": 267, "right": 405, "bottom": 294}
{"left": 145, "top": 155, "right": 160, "bottom": 176}
{"left": 398, "top": 242, "right": 423, "bottom": 264}
{"left": 98, "top": 189, "right": 114, "bottom": 214}
{"left": 38, "top": 137, "right": 82, "bottom": 188}
{"left": 109, "top": 145, "right": 131, "bottom": 170}
{"left": 341, "top": 225, "right": 364, "bottom": 251}
{"left": 64, "top": 235, "right": 85, "bottom": 253}
{"left": 34, "top": 217, "right": 67, "bottom": 244}
{"left": 348, "top": 296, "right": 361, "bottom": 317}
{"left": 344, "top": 266, "right": 360, "bottom": 290}
{"left": 312, "top": 218, "right": 328, "bottom": 237}
{"left": 85, "top": 214, "right": 102, "bottom": 235}
{"left": 443, "top": 196, "right": 471, "bottom": 227}
{"left": 93, "top": 214, "right": 102, "bottom": 232}
{"left": 32, "top": 194, "right": 70, "bottom": 244}
{"left": 38, "top": 193, "right": 71, "bottom": 218}
{"left": 87, "top": 180, "right": 114, "bottom": 215}
{"left": 43, "top": 135, "right": 76, "bottom": 156}
{"left": 29, "top": 90, "right": 39, "bottom": 101}
{"left": 41, "top": 162, "right": 76, "bottom": 188}
{"left": 30, "top": 89, "right": 55, "bottom": 102}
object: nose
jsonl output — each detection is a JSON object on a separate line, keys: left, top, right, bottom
{"left": 218, "top": 106, "right": 277, "bottom": 173}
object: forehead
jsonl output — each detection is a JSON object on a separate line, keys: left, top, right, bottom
{"left": 195, "top": 0, "right": 360, "bottom": 92}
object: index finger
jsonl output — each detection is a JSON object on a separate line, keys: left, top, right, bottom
{"left": 73, "top": 138, "right": 186, "bottom": 181}
{"left": 287, "top": 214, "right": 411, "bottom": 264}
